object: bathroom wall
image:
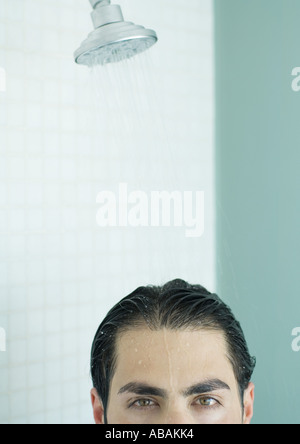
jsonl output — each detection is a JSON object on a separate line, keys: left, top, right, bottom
{"left": 0, "top": 0, "right": 215, "bottom": 424}
{"left": 215, "top": 0, "right": 300, "bottom": 424}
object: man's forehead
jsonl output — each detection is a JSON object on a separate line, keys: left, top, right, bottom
{"left": 117, "top": 327, "right": 227, "bottom": 350}
{"left": 111, "top": 327, "right": 237, "bottom": 394}
{"left": 115, "top": 327, "right": 230, "bottom": 373}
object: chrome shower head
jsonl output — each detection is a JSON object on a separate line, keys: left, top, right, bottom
{"left": 74, "top": 0, "right": 158, "bottom": 66}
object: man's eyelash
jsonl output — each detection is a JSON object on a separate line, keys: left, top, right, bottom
{"left": 194, "top": 396, "right": 220, "bottom": 408}
{"left": 128, "top": 396, "right": 222, "bottom": 410}
{"left": 128, "top": 398, "right": 157, "bottom": 410}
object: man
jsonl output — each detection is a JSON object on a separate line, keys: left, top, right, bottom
{"left": 90, "top": 279, "right": 256, "bottom": 424}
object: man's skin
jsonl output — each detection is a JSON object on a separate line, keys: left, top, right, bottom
{"left": 91, "top": 327, "right": 255, "bottom": 424}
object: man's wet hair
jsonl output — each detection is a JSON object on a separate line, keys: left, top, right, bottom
{"left": 91, "top": 279, "right": 256, "bottom": 423}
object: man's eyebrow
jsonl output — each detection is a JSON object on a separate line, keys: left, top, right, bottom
{"left": 182, "top": 379, "right": 231, "bottom": 397}
{"left": 118, "top": 379, "right": 230, "bottom": 398}
{"left": 118, "top": 382, "right": 168, "bottom": 398}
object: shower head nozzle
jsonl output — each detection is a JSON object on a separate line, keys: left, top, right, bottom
{"left": 75, "top": 0, "right": 158, "bottom": 66}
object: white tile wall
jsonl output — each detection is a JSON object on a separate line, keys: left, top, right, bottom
{"left": 0, "top": 0, "right": 215, "bottom": 424}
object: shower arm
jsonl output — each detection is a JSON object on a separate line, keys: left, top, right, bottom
{"left": 90, "top": 0, "right": 111, "bottom": 9}
{"left": 89, "top": 0, "right": 124, "bottom": 29}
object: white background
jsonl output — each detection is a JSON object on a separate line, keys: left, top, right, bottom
{"left": 0, "top": 0, "right": 215, "bottom": 424}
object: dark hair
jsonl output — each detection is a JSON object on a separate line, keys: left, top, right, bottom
{"left": 91, "top": 279, "right": 256, "bottom": 423}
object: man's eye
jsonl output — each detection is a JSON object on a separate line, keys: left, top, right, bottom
{"left": 132, "top": 399, "right": 156, "bottom": 409}
{"left": 195, "top": 397, "right": 218, "bottom": 407}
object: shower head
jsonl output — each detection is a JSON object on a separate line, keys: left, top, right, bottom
{"left": 74, "top": 0, "right": 158, "bottom": 66}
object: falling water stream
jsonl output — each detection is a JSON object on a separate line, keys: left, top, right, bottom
{"left": 89, "top": 51, "right": 178, "bottom": 189}
{"left": 89, "top": 51, "right": 187, "bottom": 280}
{"left": 87, "top": 48, "right": 212, "bottom": 292}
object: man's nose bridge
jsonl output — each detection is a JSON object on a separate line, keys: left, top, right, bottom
{"left": 165, "top": 414, "right": 191, "bottom": 424}
{"left": 163, "top": 405, "right": 192, "bottom": 425}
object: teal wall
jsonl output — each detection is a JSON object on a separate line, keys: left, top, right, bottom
{"left": 214, "top": 0, "right": 300, "bottom": 424}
